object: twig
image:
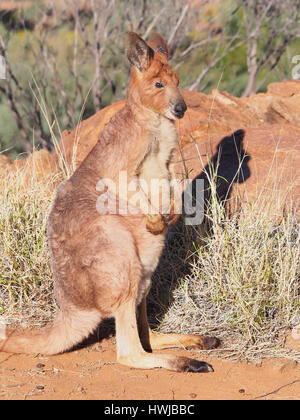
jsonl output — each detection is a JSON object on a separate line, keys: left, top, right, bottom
{"left": 167, "top": 4, "right": 189, "bottom": 46}
{"left": 253, "top": 379, "right": 300, "bottom": 400}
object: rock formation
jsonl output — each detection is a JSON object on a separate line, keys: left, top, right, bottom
{"left": 1, "top": 80, "right": 299, "bottom": 215}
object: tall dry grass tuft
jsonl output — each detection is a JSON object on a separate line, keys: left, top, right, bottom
{"left": 156, "top": 206, "right": 299, "bottom": 361}
{"left": 0, "top": 81, "right": 89, "bottom": 327}
{"left": 0, "top": 166, "right": 57, "bottom": 326}
{"left": 154, "top": 142, "right": 300, "bottom": 362}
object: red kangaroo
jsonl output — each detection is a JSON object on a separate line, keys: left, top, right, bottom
{"left": 0, "top": 32, "right": 219, "bottom": 372}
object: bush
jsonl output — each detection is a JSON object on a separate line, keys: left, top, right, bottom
{"left": 0, "top": 168, "right": 57, "bottom": 325}
{"left": 157, "top": 204, "right": 300, "bottom": 361}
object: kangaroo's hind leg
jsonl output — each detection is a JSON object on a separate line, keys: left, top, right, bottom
{"left": 136, "top": 279, "right": 220, "bottom": 352}
{"left": 90, "top": 219, "right": 214, "bottom": 372}
{"left": 115, "top": 298, "right": 213, "bottom": 372}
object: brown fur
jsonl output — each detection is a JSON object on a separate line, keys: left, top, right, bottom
{"left": 0, "top": 33, "right": 219, "bottom": 372}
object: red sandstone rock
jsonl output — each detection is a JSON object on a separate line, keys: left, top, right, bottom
{"left": 3, "top": 81, "right": 300, "bottom": 214}
{"left": 173, "top": 124, "right": 300, "bottom": 214}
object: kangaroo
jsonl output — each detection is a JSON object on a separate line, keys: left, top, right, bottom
{"left": 0, "top": 33, "right": 219, "bottom": 372}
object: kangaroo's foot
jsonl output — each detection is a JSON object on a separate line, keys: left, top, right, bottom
{"left": 115, "top": 300, "right": 214, "bottom": 373}
{"left": 148, "top": 331, "right": 220, "bottom": 351}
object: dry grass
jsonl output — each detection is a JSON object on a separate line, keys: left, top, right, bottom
{"left": 0, "top": 82, "right": 88, "bottom": 327}
{"left": 152, "top": 147, "right": 300, "bottom": 362}
{"left": 0, "top": 168, "right": 58, "bottom": 326}
{"left": 154, "top": 205, "right": 300, "bottom": 362}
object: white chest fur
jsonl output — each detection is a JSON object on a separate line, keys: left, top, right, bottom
{"left": 137, "top": 117, "right": 177, "bottom": 213}
{"left": 139, "top": 117, "right": 177, "bottom": 179}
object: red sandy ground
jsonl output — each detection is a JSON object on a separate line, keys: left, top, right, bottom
{"left": 0, "top": 338, "right": 299, "bottom": 400}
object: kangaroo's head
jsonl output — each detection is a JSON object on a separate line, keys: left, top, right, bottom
{"left": 125, "top": 32, "right": 187, "bottom": 120}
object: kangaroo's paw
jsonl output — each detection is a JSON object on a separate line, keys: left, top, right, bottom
{"left": 146, "top": 214, "right": 167, "bottom": 235}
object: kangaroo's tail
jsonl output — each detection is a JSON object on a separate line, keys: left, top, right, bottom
{"left": 0, "top": 307, "right": 101, "bottom": 355}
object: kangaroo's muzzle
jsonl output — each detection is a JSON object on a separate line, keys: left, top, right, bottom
{"left": 172, "top": 100, "right": 187, "bottom": 119}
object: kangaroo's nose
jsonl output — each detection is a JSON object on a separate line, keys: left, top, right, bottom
{"left": 174, "top": 101, "right": 187, "bottom": 116}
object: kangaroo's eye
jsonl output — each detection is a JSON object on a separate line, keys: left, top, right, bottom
{"left": 155, "top": 82, "right": 164, "bottom": 89}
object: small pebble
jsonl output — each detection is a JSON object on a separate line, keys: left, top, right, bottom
{"left": 36, "top": 385, "right": 45, "bottom": 391}
{"left": 36, "top": 363, "right": 45, "bottom": 369}
{"left": 239, "top": 389, "right": 245, "bottom": 394}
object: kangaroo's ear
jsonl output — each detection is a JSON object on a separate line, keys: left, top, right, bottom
{"left": 147, "top": 33, "right": 169, "bottom": 61}
{"left": 125, "top": 32, "right": 154, "bottom": 72}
